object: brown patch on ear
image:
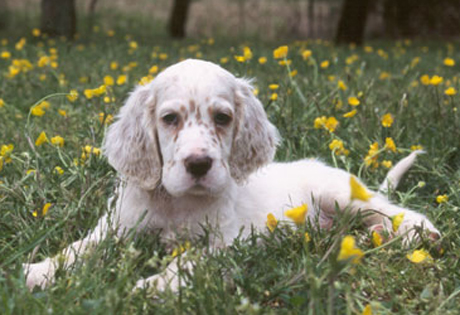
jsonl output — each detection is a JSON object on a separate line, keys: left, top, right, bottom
{"left": 180, "top": 105, "right": 186, "bottom": 112}
{"left": 196, "top": 107, "right": 202, "bottom": 121}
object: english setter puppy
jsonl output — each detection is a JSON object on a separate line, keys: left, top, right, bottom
{"left": 24, "top": 59, "right": 439, "bottom": 291}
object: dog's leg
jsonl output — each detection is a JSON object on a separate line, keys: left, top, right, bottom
{"left": 134, "top": 256, "right": 194, "bottom": 293}
{"left": 23, "top": 215, "right": 111, "bottom": 290}
{"left": 312, "top": 154, "right": 439, "bottom": 243}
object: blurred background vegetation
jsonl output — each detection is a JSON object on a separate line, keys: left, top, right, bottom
{"left": 0, "top": 0, "right": 459, "bottom": 43}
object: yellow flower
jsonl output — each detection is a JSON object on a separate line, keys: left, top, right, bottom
{"left": 31, "top": 104, "right": 46, "bottom": 117}
{"left": 266, "top": 213, "right": 278, "bottom": 232}
{"left": 83, "top": 145, "right": 101, "bottom": 156}
{"left": 58, "top": 109, "right": 67, "bottom": 117}
{"left": 324, "top": 117, "right": 338, "bottom": 132}
{"left": 338, "top": 235, "right": 364, "bottom": 264}
{"left": 406, "top": 249, "right": 433, "bottom": 263}
{"left": 67, "top": 89, "right": 78, "bottom": 102}
{"left": 273, "top": 45, "right": 288, "bottom": 59}
{"left": 284, "top": 204, "right": 308, "bottom": 225}
{"left": 171, "top": 241, "right": 191, "bottom": 258}
{"left": 117, "top": 74, "right": 127, "bottom": 85}
{"left": 0, "top": 157, "right": 3, "bottom": 172}
{"left": 219, "top": 57, "right": 228, "bottom": 64}
{"left": 258, "top": 57, "right": 267, "bottom": 64}
{"left": 270, "top": 93, "right": 278, "bottom": 101}
{"left": 385, "top": 137, "right": 396, "bottom": 152}
{"left": 436, "top": 194, "right": 448, "bottom": 204}
{"left": 379, "top": 72, "right": 390, "bottom": 80}
{"left": 364, "top": 142, "right": 379, "bottom": 168}
{"left": 278, "top": 59, "right": 291, "bottom": 66}
{"left": 443, "top": 58, "right": 455, "bottom": 67}
{"left": 42, "top": 203, "right": 52, "bottom": 215}
{"left": 269, "top": 84, "right": 279, "bottom": 90}
{"left": 149, "top": 65, "right": 159, "bottom": 74}
{"left": 372, "top": 231, "right": 383, "bottom": 247}
{"left": 51, "top": 136, "right": 64, "bottom": 147}
{"left": 381, "top": 113, "right": 394, "bottom": 128}
{"left": 35, "top": 131, "right": 49, "bottom": 146}
{"left": 420, "top": 74, "right": 431, "bottom": 85}
{"left": 234, "top": 55, "right": 246, "bottom": 63}
{"left": 411, "top": 145, "right": 423, "bottom": 151}
{"left": 382, "top": 160, "right": 393, "bottom": 169}
{"left": 37, "top": 55, "right": 50, "bottom": 67}
{"left": 0, "top": 144, "right": 14, "bottom": 163}
{"left": 243, "top": 46, "right": 253, "bottom": 60}
{"left": 129, "top": 41, "right": 138, "bottom": 50}
{"left": 430, "top": 75, "right": 443, "bottom": 86}
{"left": 320, "top": 60, "right": 330, "bottom": 68}
{"left": 289, "top": 69, "right": 298, "bottom": 77}
{"left": 329, "top": 139, "right": 349, "bottom": 156}
{"left": 0, "top": 98, "right": 4, "bottom": 108}
{"left": 445, "top": 87, "right": 457, "bottom": 96}
{"left": 1, "top": 51, "right": 11, "bottom": 59}
{"left": 362, "top": 304, "right": 373, "bottom": 315}
{"left": 314, "top": 116, "right": 327, "bottom": 129}
{"left": 98, "top": 112, "right": 114, "bottom": 125}
{"left": 350, "top": 176, "right": 373, "bottom": 201}
{"left": 104, "top": 75, "right": 115, "bottom": 86}
{"left": 110, "top": 61, "right": 118, "bottom": 70}
{"left": 304, "top": 232, "right": 311, "bottom": 243}
{"left": 348, "top": 97, "right": 360, "bottom": 106}
{"left": 84, "top": 89, "right": 94, "bottom": 99}
{"left": 392, "top": 213, "right": 405, "bottom": 232}
{"left": 159, "top": 53, "right": 168, "bottom": 60}
{"left": 343, "top": 109, "right": 357, "bottom": 118}
{"left": 338, "top": 80, "right": 347, "bottom": 91}
{"left": 54, "top": 166, "right": 64, "bottom": 175}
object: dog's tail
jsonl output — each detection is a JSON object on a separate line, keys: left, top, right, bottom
{"left": 379, "top": 150, "right": 424, "bottom": 194}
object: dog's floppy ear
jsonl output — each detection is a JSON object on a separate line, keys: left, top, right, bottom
{"left": 103, "top": 84, "right": 161, "bottom": 190}
{"left": 230, "top": 78, "right": 280, "bottom": 182}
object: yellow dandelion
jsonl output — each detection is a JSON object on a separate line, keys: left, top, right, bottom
{"left": 266, "top": 213, "right": 278, "bottom": 232}
{"left": 314, "top": 116, "right": 327, "bottom": 129}
{"left": 372, "top": 231, "right": 383, "bottom": 247}
{"left": 381, "top": 113, "right": 394, "bottom": 128}
{"left": 430, "top": 75, "right": 443, "bottom": 86}
{"left": 436, "top": 194, "right": 448, "bottom": 204}
{"left": 117, "top": 74, "right": 127, "bottom": 85}
{"left": 104, "top": 75, "right": 115, "bottom": 86}
{"left": 348, "top": 97, "right": 360, "bottom": 106}
{"left": 338, "top": 80, "right": 347, "bottom": 91}
{"left": 385, "top": 137, "right": 396, "bottom": 152}
{"left": 258, "top": 57, "right": 267, "bottom": 64}
{"left": 270, "top": 93, "right": 278, "bottom": 101}
{"left": 1, "top": 51, "right": 11, "bottom": 59}
{"left": 362, "top": 304, "right": 373, "bottom": 315}
{"left": 301, "top": 50, "right": 312, "bottom": 60}
{"left": 67, "top": 89, "right": 78, "bottom": 102}
{"left": 220, "top": 57, "right": 229, "bottom": 64}
{"left": 443, "top": 58, "right": 455, "bottom": 67}
{"left": 58, "top": 109, "right": 67, "bottom": 117}
{"left": 51, "top": 136, "right": 64, "bottom": 147}
{"left": 324, "top": 117, "right": 339, "bottom": 132}
{"left": 273, "top": 45, "right": 288, "bottom": 59}
{"left": 269, "top": 84, "right": 279, "bottom": 90}
{"left": 350, "top": 176, "right": 373, "bottom": 201}
{"left": 284, "top": 204, "right": 308, "bottom": 225}
{"left": 343, "top": 109, "right": 357, "bottom": 118}
{"left": 392, "top": 212, "right": 405, "bottom": 232}
{"left": 406, "top": 249, "right": 433, "bottom": 263}
{"left": 320, "top": 60, "right": 330, "bottom": 69}
{"left": 382, "top": 160, "right": 393, "bottom": 169}
{"left": 304, "top": 232, "right": 311, "bottom": 243}
{"left": 54, "top": 166, "right": 64, "bottom": 175}
{"left": 35, "top": 131, "right": 49, "bottom": 146}
{"left": 338, "top": 235, "right": 364, "bottom": 264}
{"left": 445, "top": 87, "right": 457, "bottom": 96}
{"left": 42, "top": 203, "right": 52, "bottom": 215}
{"left": 0, "top": 98, "right": 4, "bottom": 108}
{"left": 420, "top": 74, "right": 431, "bottom": 85}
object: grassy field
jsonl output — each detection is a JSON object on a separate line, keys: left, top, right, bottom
{"left": 0, "top": 20, "right": 460, "bottom": 314}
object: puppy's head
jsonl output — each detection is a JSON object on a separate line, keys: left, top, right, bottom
{"left": 104, "top": 59, "right": 279, "bottom": 197}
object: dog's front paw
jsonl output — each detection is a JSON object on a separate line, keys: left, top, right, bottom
{"left": 23, "top": 259, "right": 56, "bottom": 290}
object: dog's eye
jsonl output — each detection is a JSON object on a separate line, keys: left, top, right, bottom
{"left": 214, "top": 113, "right": 232, "bottom": 126}
{"left": 162, "top": 113, "right": 179, "bottom": 126}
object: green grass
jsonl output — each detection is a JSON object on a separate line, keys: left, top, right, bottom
{"left": 1, "top": 21, "right": 460, "bottom": 314}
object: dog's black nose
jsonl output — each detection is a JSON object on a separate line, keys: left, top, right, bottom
{"left": 184, "top": 155, "right": 213, "bottom": 178}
